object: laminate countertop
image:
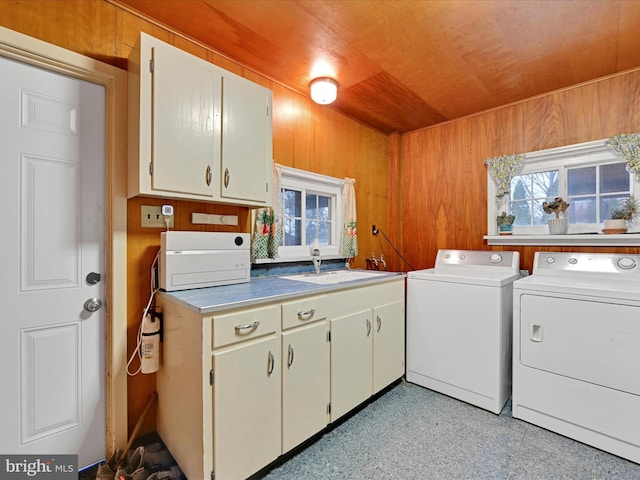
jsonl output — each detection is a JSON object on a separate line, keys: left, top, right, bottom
{"left": 159, "top": 269, "right": 406, "bottom": 314}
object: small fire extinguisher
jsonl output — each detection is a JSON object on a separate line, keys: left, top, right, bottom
{"left": 141, "top": 312, "right": 161, "bottom": 374}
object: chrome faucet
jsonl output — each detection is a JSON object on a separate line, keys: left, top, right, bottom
{"left": 379, "top": 254, "right": 387, "bottom": 271}
{"left": 311, "top": 247, "right": 321, "bottom": 274}
{"left": 370, "top": 252, "right": 379, "bottom": 270}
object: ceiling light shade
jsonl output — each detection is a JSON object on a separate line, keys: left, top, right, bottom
{"left": 310, "top": 77, "right": 338, "bottom": 105}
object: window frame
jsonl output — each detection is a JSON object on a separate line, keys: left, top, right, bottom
{"left": 487, "top": 139, "right": 640, "bottom": 241}
{"left": 276, "top": 166, "right": 344, "bottom": 261}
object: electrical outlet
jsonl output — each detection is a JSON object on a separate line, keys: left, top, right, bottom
{"left": 141, "top": 205, "right": 174, "bottom": 228}
{"left": 372, "top": 224, "right": 379, "bottom": 236}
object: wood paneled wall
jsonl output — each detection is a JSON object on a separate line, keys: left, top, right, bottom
{"left": 0, "top": 0, "right": 390, "bottom": 437}
{"left": 399, "top": 70, "right": 640, "bottom": 274}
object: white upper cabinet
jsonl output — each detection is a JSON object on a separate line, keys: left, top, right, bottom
{"left": 220, "top": 71, "right": 273, "bottom": 205}
{"left": 128, "top": 33, "right": 272, "bottom": 207}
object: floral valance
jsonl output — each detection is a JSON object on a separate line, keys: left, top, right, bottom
{"left": 607, "top": 132, "right": 640, "bottom": 181}
{"left": 484, "top": 154, "right": 526, "bottom": 198}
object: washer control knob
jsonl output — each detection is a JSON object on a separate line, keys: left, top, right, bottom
{"left": 617, "top": 257, "right": 637, "bottom": 270}
{"left": 459, "top": 254, "right": 466, "bottom": 260}
{"left": 545, "top": 257, "right": 556, "bottom": 264}
{"left": 443, "top": 253, "right": 451, "bottom": 259}
{"left": 490, "top": 253, "right": 502, "bottom": 264}
{"left": 568, "top": 258, "right": 578, "bottom": 265}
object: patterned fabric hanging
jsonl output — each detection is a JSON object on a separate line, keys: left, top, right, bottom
{"left": 341, "top": 178, "right": 358, "bottom": 258}
{"left": 607, "top": 132, "right": 640, "bottom": 181}
{"left": 484, "top": 154, "right": 526, "bottom": 198}
{"left": 251, "top": 164, "right": 283, "bottom": 260}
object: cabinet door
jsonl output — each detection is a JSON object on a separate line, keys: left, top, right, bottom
{"left": 330, "top": 309, "right": 373, "bottom": 421}
{"left": 373, "top": 300, "right": 405, "bottom": 393}
{"left": 151, "top": 40, "right": 218, "bottom": 197}
{"left": 282, "top": 321, "right": 330, "bottom": 453}
{"left": 213, "top": 335, "right": 280, "bottom": 480}
{"left": 220, "top": 71, "right": 272, "bottom": 204}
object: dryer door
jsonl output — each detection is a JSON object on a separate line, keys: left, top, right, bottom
{"left": 519, "top": 294, "right": 640, "bottom": 395}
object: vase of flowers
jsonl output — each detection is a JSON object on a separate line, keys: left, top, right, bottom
{"left": 603, "top": 196, "right": 638, "bottom": 233}
{"left": 542, "top": 197, "right": 570, "bottom": 234}
{"left": 496, "top": 211, "right": 515, "bottom": 235}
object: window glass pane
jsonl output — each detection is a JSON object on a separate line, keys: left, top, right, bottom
{"left": 283, "top": 189, "right": 301, "bottom": 217}
{"left": 568, "top": 197, "right": 596, "bottom": 224}
{"left": 509, "top": 170, "right": 559, "bottom": 226}
{"left": 317, "top": 221, "right": 331, "bottom": 245}
{"left": 510, "top": 200, "right": 531, "bottom": 226}
{"left": 510, "top": 176, "right": 530, "bottom": 200}
{"left": 601, "top": 194, "right": 630, "bottom": 220}
{"left": 318, "top": 195, "right": 330, "bottom": 220}
{"left": 283, "top": 218, "right": 301, "bottom": 246}
{"left": 567, "top": 166, "right": 595, "bottom": 195}
{"left": 306, "top": 193, "right": 317, "bottom": 218}
{"left": 306, "top": 220, "right": 318, "bottom": 245}
{"left": 600, "top": 162, "right": 629, "bottom": 193}
{"left": 532, "top": 171, "right": 559, "bottom": 198}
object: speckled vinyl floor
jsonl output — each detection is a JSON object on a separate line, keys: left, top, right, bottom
{"left": 261, "top": 381, "right": 640, "bottom": 480}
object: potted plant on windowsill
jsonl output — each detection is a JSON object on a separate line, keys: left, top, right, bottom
{"left": 542, "top": 197, "right": 570, "bottom": 234}
{"left": 496, "top": 211, "right": 515, "bottom": 235}
{"left": 603, "top": 196, "right": 638, "bottom": 234}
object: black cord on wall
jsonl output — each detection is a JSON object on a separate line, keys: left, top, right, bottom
{"left": 375, "top": 228, "right": 416, "bottom": 271}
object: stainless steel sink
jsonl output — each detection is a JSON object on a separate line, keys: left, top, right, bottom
{"left": 279, "top": 270, "right": 388, "bottom": 285}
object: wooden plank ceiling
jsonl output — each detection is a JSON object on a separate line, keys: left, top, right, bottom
{"left": 115, "top": 0, "right": 640, "bottom": 134}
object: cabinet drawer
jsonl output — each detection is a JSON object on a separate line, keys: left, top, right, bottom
{"left": 281, "top": 295, "right": 327, "bottom": 330}
{"left": 212, "top": 304, "right": 280, "bottom": 349}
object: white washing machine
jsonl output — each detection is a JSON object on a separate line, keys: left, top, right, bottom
{"left": 406, "top": 249, "right": 521, "bottom": 414}
{"left": 513, "top": 251, "right": 640, "bottom": 463}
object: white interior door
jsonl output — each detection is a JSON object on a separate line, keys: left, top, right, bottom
{"left": 0, "top": 56, "right": 106, "bottom": 468}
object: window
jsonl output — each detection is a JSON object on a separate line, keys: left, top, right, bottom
{"left": 487, "top": 139, "right": 639, "bottom": 236}
{"left": 278, "top": 166, "right": 344, "bottom": 260}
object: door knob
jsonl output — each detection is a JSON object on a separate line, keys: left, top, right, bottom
{"left": 84, "top": 298, "right": 102, "bottom": 312}
{"left": 86, "top": 272, "right": 101, "bottom": 285}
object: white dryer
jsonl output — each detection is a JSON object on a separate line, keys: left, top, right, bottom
{"left": 513, "top": 251, "right": 640, "bottom": 463}
{"left": 406, "top": 249, "right": 521, "bottom": 414}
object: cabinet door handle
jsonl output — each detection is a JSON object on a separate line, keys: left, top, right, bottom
{"left": 287, "top": 344, "right": 294, "bottom": 367}
{"left": 376, "top": 315, "right": 382, "bottom": 333}
{"left": 205, "top": 165, "right": 212, "bottom": 186}
{"left": 234, "top": 321, "right": 260, "bottom": 333}
{"left": 267, "top": 350, "right": 275, "bottom": 375}
{"left": 224, "top": 168, "right": 230, "bottom": 188}
{"left": 297, "top": 308, "right": 315, "bottom": 320}
{"left": 366, "top": 318, "right": 372, "bottom": 337}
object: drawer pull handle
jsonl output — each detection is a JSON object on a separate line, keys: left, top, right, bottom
{"left": 287, "top": 344, "right": 295, "bottom": 367}
{"left": 297, "top": 308, "right": 316, "bottom": 320}
{"left": 376, "top": 315, "right": 382, "bottom": 333}
{"left": 366, "top": 318, "right": 372, "bottom": 337}
{"left": 267, "top": 351, "right": 275, "bottom": 375}
{"left": 234, "top": 321, "right": 260, "bottom": 333}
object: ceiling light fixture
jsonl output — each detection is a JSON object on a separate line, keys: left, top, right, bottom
{"left": 310, "top": 77, "right": 338, "bottom": 105}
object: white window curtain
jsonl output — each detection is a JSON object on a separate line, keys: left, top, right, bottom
{"left": 608, "top": 132, "right": 640, "bottom": 181}
{"left": 251, "top": 164, "right": 283, "bottom": 260}
{"left": 341, "top": 177, "right": 358, "bottom": 258}
{"left": 484, "top": 154, "right": 526, "bottom": 199}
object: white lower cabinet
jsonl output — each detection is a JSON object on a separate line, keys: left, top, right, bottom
{"left": 281, "top": 295, "right": 330, "bottom": 453}
{"left": 157, "top": 278, "right": 404, "bottom": 480}
{"left": 329, "top": 280, "right": 406, "bottom": 421}
{"left": 330, "top": 309, "right": 373, "bottom": 420}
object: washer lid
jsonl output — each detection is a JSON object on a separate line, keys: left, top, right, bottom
{"left": 408, "top": 268, "right": 521, "bottom": 287}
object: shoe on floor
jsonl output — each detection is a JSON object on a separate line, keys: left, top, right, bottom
{"left": 142, "top": 442, "right": 175, "bottom": 469}
{"left": 145, "top": 465, "right": 185, "bottom": 480}
{"left": 96, "top": 448, "right": 123, "bottom": 480}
